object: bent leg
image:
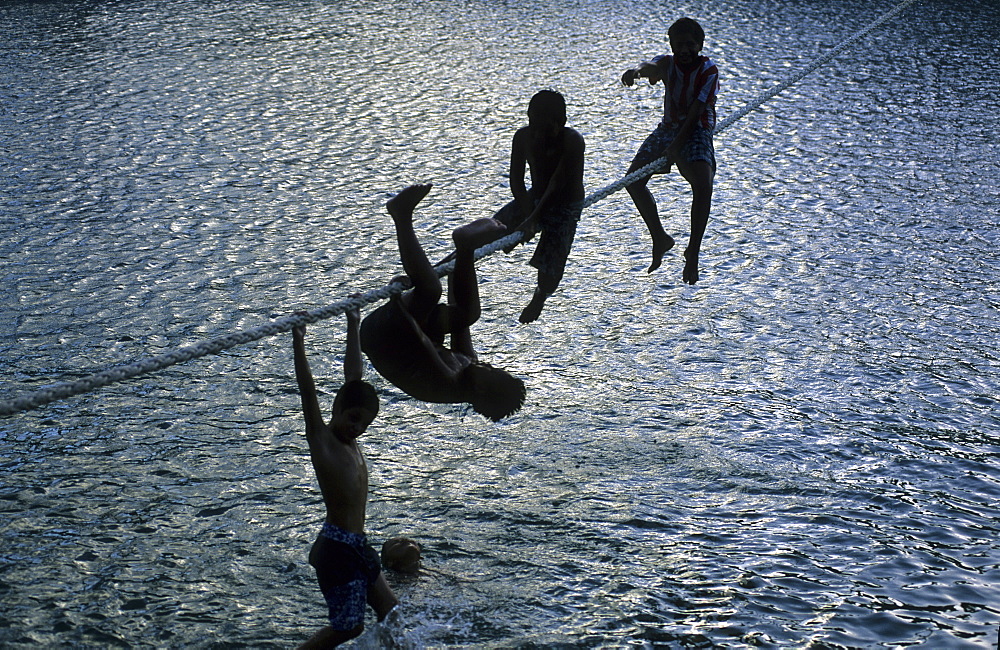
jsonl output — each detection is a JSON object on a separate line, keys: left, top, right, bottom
{"left": 627, "top": 131, "right": 677, "bottom": 272}
{"left": 367, "top": 573, "right": 399, "bottom": 621}
{"left": 519, "top": 270, "right": 558, "bottom": 324}
{"left": 387, "top": 185, "right": 441, "bottom": 320}
{"left": 448, "top": 218, "right": 506, "bottom": 327}
{"left": 433, "top": 199, "right": 522, "bottom": 267}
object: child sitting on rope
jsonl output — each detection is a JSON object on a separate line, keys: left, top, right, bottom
{"left": 292, "top": 304, "right": 399, "bottom": 647}
{"left": 360, "top": 184, "right": 526, "bottom": 422}
{"left": 620, "top": 17, "right": 719, "bottom": 284}
{"left": 493, "top": 89, "right": 586, "bottom": 323}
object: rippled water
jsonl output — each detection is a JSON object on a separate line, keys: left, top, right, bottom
{"left": 2, "top": 0, "right": 999, "bottom": 647}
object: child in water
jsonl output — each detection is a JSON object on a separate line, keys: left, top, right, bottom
{"left": 293, "top": 306, "right": 397, "bottom": 647}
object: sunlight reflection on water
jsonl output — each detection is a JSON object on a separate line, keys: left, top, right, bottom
{"left": 2, "top": 0, "right": 999, "bottom": 647}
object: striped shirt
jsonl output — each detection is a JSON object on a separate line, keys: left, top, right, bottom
{"left": 651, "top": 54, "right": 719, "bottom": 131}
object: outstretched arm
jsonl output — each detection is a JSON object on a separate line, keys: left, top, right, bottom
{"left": 621, "top": 61, "right": 662, "bottom": 86}
{"left": 293, "top": 320, "right": 324, "bottom": 434}
{"left": 343, "top": 302, "right": 363, "bottom": 383}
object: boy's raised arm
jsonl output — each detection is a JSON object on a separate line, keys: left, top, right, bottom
{"left": 343, "top": 305, "right": 363, "bottom": 384}
{"left": 293, "top": 322, "right": 323, "bottom": 434}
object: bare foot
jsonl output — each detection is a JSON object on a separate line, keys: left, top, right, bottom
{"left": 453, "top": 218, "right": 507, "bottom": 251}
{"left": 682, "top": 251, "right": 699, "bottom": 285}
{"left": 519, "top": 290, "right": 547, "bottom": 324}
{"left": 386, "top": 184, "right": 432, "bottom": 223}
{"left": 646, "top": 233, "right": 675, "bottom": 273}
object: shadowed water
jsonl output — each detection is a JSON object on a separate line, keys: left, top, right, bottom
{"left": 2, "top": 0, "right": 999, "bottom": 647}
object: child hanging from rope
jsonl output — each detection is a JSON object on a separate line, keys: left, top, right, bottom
{"left": 620, "top": 17, "right": 719, "bottom": 283}
{"left": 493, "top": 90, "right": 586, "bottom": 323}
{"left": 292, "top": 304, "right": 398, "bottom": 648}
{"left": 360, "top": 184, "right": 526, "bottom": 421}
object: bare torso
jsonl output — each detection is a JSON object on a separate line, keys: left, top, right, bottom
{"left": 360, "top": 296, "right": 473, "bottom": 404}
{"left": 524, "top": 126, "right": 586, "bottom": 204}
{"left": 310, "top": 426, "right": 369, "bottom": 533}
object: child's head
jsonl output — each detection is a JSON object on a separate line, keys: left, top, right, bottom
{"left": 331, "top": 379, "right": 379, "bottom": 438}
{"left": 527, "top": 90, "right": 567, "bottom": 135}
{"left": 668, "top": 17, "right": 705, "bottom": 46}
{"left": 465, "top": 362, "right": 526, "bottom": 422}
{"left": 668, "top": 18, "right": 705, "bottom": 65}
{"left": 381, "top": 537, "right": 422, "bottom": 573}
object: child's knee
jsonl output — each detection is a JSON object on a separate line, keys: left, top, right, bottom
{"left": 691, "top": 180, "right": 713, "bottom": 198}
{"left": 682, "top": 165, "right": 714, "bottom": 194}
{"left": 625, "top": 181, "right": 649, "bottom": 195}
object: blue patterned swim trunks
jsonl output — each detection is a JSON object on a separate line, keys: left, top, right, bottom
{"left": 310, "top": 522, "right": 382, "bottom": 631}
{"left": 632, "top": 123, "right": 716, "bottom": 173}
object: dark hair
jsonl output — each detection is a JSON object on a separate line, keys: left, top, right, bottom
{"left": 333, "top": 379, "right": 379, "bottom": 416}
{"left": 668, "top": 17, "right": 705, "bottom": 45}
{"left": 466, "top": 363, "right": 526, "bottom": 422}
{"left": 381, "top": 537, "right": 421, "bottom": 573}
{"left": 528, "top": 90, "right": 567, "bottom": 127}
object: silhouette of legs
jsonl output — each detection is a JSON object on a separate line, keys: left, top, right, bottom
{"left": 386, "top": 184, "right": 440, "bottom": 321}
{"left": 625, "top": 174, "right": 675, "bottom": 273}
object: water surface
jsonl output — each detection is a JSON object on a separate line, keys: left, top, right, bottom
{"left": 2, "top": 0, "right": 999, "bottom": 647}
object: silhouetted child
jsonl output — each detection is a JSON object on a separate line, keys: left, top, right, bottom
{"left": 494, "top": 90, "right": 586, "bottom": 323}
{"left": 293, "top": 306, "right": 397, "bottom": 648}
{"left": 621, "top": 17, "right": 719, "bottom": 283}
{"left": 360, "top": 184, "right": 526, "bottom": 421}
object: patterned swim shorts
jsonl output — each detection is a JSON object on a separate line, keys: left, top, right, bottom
{"left": 530, "top": 201, "right": 582, "bottom": 284}
{"left": 632, "top": 123, "right": 716, "bottom": 173}
{"left": 310, "top": 522, "right": 382, "bottom": 631}
{"left": 494, "top": 198, "right": 582, "bottom": 285}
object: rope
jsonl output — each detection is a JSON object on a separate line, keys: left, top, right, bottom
{"left": 0, "top": 0, "right": 918, "bottom": 418}
{"left": 0, "top": 232, "right": 521, "bottom": 417}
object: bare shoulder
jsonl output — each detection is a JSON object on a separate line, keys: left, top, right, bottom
{"left": 562, "top": 127, "right": 586, "bottom": 152}
{"left": 305, "top": 418, "right": 335, "bottom": 448}
{"left": 512, "top": 125, "right": 532, "bottom": 142}
{"left": 511, "top": 125, "right": 531, "bottom": 148}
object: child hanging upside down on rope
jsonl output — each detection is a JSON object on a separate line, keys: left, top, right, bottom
{"left": 621, "top": 17, "right": 719, "bottom": 283}
{"left": 360, "top": 184, "right": 526, "bottom": 422}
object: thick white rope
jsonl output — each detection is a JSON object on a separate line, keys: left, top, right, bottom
{"left": 0, "top": 232, "right": 520, "bottom": 417}
{"left": 0, "top": 0, "right": 918, "bottom": 417}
